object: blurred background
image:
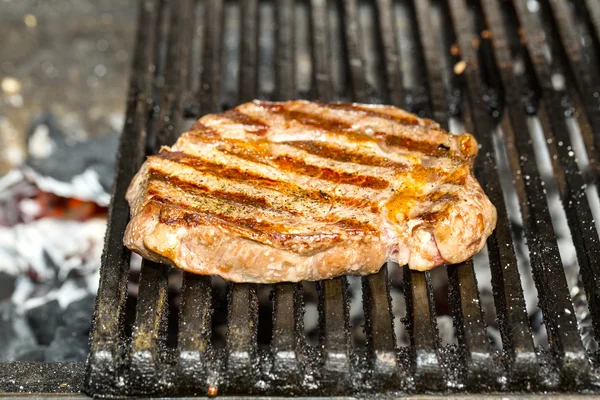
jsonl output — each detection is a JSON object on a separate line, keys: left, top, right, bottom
{"left": 0, "top": 0, "right": 136, "bottom": 362}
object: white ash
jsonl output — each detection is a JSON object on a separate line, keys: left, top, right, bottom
{"left": 0, "top": 218, "right": 105, "bottom": 311}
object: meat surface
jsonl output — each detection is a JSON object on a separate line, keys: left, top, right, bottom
{"left": 124, "top": 100, "right": 496, "bottom": 283}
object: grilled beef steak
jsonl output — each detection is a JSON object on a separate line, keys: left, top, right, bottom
{"left": 124, "top": 100, "right": 496, "bottom": 282}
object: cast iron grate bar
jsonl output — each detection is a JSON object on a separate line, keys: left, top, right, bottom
{"left": 225, "top": 283, "right": 259, "bottom": 392}
{"left": 223, "top": 0, "right": 262, "bottom": 392}
{"left": 309, "top": 1, "right": 352, "bottom": 391}
{"left": 585, "top": 0, "right": 600, "bottom": 45}
{"left": 309, "top": 0, "right": 332, "bottom": 101}
{"left": 512, "top": 0, "right": 600, "bottom": 357}
{"left": 177, "top": 0, "right": 215, "bottom": 395}
{"left": 271, "top": 0, "right": 303, "bottom": 389}
{"left": 129, "top": 0, "right": 194, "bottom": 394}
{"left": 199, "top": 0, "right": 224, "bottom": 114}
{"left": 337, "top": 0, "right": 400, "bottom": 385}
{"left": 275, "top": 0, "right": 296, "bottom": 101}
{"left": 238, "top": 0, "right": 259, "bottom": 103}
{"left": 177, "top": 273, "right": 212, "bottom": 393}
{"left": 547, "top": 0, "right": 600, "bottom": 169}
{"left": 85, "top": 0, "right": 160, "bottom": 395}
{"left": 374, "top": 0, "right": 403, "bottom": 107}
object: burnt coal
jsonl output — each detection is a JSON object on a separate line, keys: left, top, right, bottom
{"left": 62, "top": 295, "right": 94, "bottom": 334}
{"left": 26, "top": 299, "right": 61, "bottom": 345}
{"left": 0, "top": 301, "right": 37, "bottom": 361}
{"left": 45, "top": 326, "right": 89, "bottom": 362}
{"left": 44, "top": 296, "right": 95, "bottom": 362}
{"left": 0, "top": 272, "right": 15, "bottom": 301}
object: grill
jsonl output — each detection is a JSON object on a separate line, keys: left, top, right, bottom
{"left": 7, "top": 0, "right": 598, "bottom": 396}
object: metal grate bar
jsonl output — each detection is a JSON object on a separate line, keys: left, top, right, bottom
{"left": 199, "top": 0, "right": 224, "bottom": 114}
{"left": 175, "top": 0, "right": 215, "bottom": 392}
{"left": 223, "top": 3, "right": 263, "bottom": 389}
{"left": 448, "top": 0, "right": 528, "bottom": 386}
{"left": 225, "top": 283, "right": 259, "bottom": 391}
{"left": 177, "top": 274, "right": 212, "bottom": 391}
{"left": 318, "top": 277, "right": 351, "bottom": 387}
{"left": 338, "top": 0, "right": 398, "bottom": 383}
{"left": 361, "top": 266, "right": 398, "bottom": 381}
{"left": 129, "top": 1, "right": 193, "bottom": 392}
{"left": 238, "top": 0, "right": 259, "bottom": 103}
{"left": 412, "top": 0, "right": 448, "bottom": 127}
{"left": 275, "top": 0, "right": 296, "bottom": 101}
{"left": 271, "top": 283, "right": 302, "bottom": 389}
{"left": 403, "top": 270, "right": 444, "bottom": 390}
{"left": 308, "top": 0, "right": 351, "bottom": 389}
{"left": 86, "top": 0, "right": 160, "bottom": 395}
{"left": 447, "top": 261, "right": 497, "bottom": 388}
{"left": 374, "top": 0, "right": 403, "bottom": 107}
{"left": 584, "top": 0, "right": 600, "bottom": 44}
{"left": 339, "top": 0, "right": 368, "bottom": 101}
{"left": 129, "top": 261, "right": 169, "bottom": 394}
{"left": 512, "top": 0, "right": 600, "bottom": 360}
{"left": 477, "top": 0, "right": 540, "bottom": 385}
{"left": 151, "top": 0, "right": 169, "bottom": 89}
{"left": 271, "top": 1, "right": 302, "bottom": 387}
{"left": 309, "top": 0, "right": 332, "bottom": 100}
{"left": 547, "top": 0, "right": 600, "bottom": 176}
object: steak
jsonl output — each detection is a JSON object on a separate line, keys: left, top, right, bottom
{"left": 124, "top": 100, "right": 497, "bottom": 283}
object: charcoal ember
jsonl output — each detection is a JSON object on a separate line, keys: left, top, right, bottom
{"left": 62, "top": 295, "right": 95, "bottom": 334}
{"left": 0, "top": 301, "right": 37, "bottom": 361}
{"left": 26, "top": 299, "right": 61, "bottom": 345}
{"left": 0, "top": 272, "right": 16, "bottom": 300}
{"left": 45, "top": 326, "right": 89, "bottom": 362}
{"left": 16, "top": 346, "right": 47, "bottom": 362}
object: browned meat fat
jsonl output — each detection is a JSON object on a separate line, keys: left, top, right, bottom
{"left": 124, "top": 100, "right": 497, "bottom": 283}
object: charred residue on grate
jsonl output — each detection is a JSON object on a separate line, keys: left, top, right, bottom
{"left": 83, "top": 0, "right": 600, "bottom": 397}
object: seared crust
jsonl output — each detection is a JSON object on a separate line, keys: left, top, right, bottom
{"left": 124, "top": 100, "right": 497, "bottom": 282}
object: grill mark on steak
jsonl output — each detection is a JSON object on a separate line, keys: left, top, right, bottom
{"left": 273, "top": 155, "right": 390, "bottom": 189}
{"left": 385, "top": 136, "right": 457, "bottom": 159}
{"left": 283, "top": 140, "right": 408, "bottom": 170}
{"left": 212, "top": 143, "right": 391, "bottom": 189}
{"left": 325, "top": 103, "right": 424, "bottom": 126}
{"left": 152, "top": 194, "right": 377, "bottom": 240}
{"left": 221, "top": 109, "right": 269, "bottom": 135}
{"left": 155, "top": 150, "right": 381, "bottom": 211}
{"left": 149, "top": 168, "right": 279, "bottom": 213}
{"left": 256, "top": 102, "right": 466, "bottom": 159}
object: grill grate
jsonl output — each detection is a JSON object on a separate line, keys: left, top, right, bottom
{"left": 86, "top": 0, "right": 600, "bottom": 396}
